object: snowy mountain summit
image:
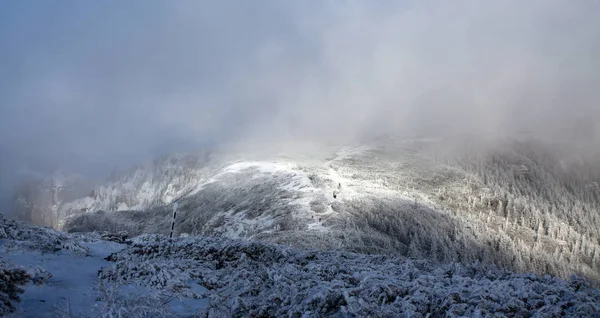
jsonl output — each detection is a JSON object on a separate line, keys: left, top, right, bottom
{"left": 5, "top": 138, "right": 600, "bottom": 316}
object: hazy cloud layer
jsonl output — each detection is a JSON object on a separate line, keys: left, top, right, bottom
{"left": 1, "top": 0, "right": 599, "bottom": 188}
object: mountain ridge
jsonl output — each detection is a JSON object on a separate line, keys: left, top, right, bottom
{"left": 10, "top": 138, "right": 600, "bottom": 284}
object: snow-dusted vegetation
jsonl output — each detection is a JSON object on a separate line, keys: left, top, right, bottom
{"left": 13, "top": 153, "right": 213, "bottom": 230}
{"left": 4, "top": 0, "right": 600, "bottom": 315}
{"left": 0, "top": 214, "right": 196, "bottom": 317}
{"left": 0, "top": 210, "right": 89, "bottom": 256}
{"left": 57, "top": 140, "right": 600, "bottom": 285}
{"left": 3, "top": 202, "right": 600, "bottom": 316}
{"left": 1, "top": 261, "right": 33, "bottom": 315}
{"left": 6, "top": 139, "right": 600, "bottom": 316}
{"left": 100, "top": 234, "right": 600, "bottom": 317}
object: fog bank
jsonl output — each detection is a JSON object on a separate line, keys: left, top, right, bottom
{"left": 1, "top": 0, "right": 599, "bottom": 199}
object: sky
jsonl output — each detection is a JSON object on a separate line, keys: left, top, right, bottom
{"left": 1, "top": 0, "right": 600, "bottom": 204}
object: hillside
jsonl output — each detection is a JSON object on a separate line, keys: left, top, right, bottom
{"left": 2, "top": 213, "right": 600, "bottom": 317}
{"left": 8, "top": 139, "right": 600, "bottom": 284}
{"left": 12, "top": 138, "right": 595, "bottom": 285}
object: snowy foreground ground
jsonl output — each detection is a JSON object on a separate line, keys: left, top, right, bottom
{"left": 2, "top": 215, "right": 600, "bottom": 317}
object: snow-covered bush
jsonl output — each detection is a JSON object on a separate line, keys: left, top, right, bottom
{"left": 0, "top": 214, "right": 88, "bottom": 255}
{"left": 0, "top": 261, "right": 31, "bottom": 315}
{"left": 53, "top": 281, "right": 178, "bottom": 318}
{"left": 99, "top": 235, "right": 600, "bottom": 317}
{"left": 91, "top": 281, "right": 178, "bottom": 318}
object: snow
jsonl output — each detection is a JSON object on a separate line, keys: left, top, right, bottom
{"left": 219, "top": 209, "right": 272, "bottom": 240}
{"left": 223, "top": 161, "right": 288, "bottom": 174}
{"left": 185, "top": 161, "right": 277, "bottom": 197}
{"left": 168, "top": 281, "right": 209, "bottom": 315}
{"left": 16, "top": 144, "right": 600, "bottom": 308}
{"left": 50, "top": 147, "right": 401, "bottom": 237}
{"left": 0, "top": 240, "right": 121, "bottom": 317}
{"left": 190, "top": 160, "right": 332, "bottom": 235}
{"left": 306, "top": 222, "right": 328, "bottom": 231}
{"left": 187, "top": 177, "right": 219, "bottom": 196}
{"left": 84, "top": 240, "right": 127, "bottom": 258}
{"left": 0, "top": 213, "right": 209, "bottom": 317}
{"left": 334, "top": 145, "right": 376, "bottom": 161}
{"left": 64, "top": 149, "right": 417, "bottom": 239}
{"left": 50, "top": 147, "right": 422, "bottom": 250}
{"left": 3, "top": 208, "right": 600, "bottom": 317}
{"left": 2, "top": 240, "right": 209, "bottom": 317}
{"left": 101, "top": 234, "right": 600, "bottom": 317}
{"left": 54, "top": 154, "right": 214, "bottom": 223}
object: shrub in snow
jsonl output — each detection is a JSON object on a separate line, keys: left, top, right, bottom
{"left": 0, "top": 214, "right": 88, "bottom": 255}
{"left": 0, "top": 261, "right": 32, "bottom": 315}
{"left": 98, "top": 230, "right": 130, "bottom": 244}
{"left": 99, "top": 235, "right": 600, "bottom": 317}
{"left": 52, "top": 281, "right": 179, "bottom": 318}
{"left": 25, "top": 266, "right": 52, "bottom": 286}
{"left": 91, "top": 281, "right": 178, "bottom": 318}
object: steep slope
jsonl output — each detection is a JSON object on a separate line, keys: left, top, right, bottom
{"left": 57, "top": 139, "right": 600, "bottom": 284}
{"left": 58, "top": 152, "right": 213, "bottom": 228}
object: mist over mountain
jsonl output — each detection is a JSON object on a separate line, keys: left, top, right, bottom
{"left": 1, "top": 0, "right": 600, "bottom": 186}
{"left": 3, "top": 138, "right": 600, "bottom": 316}
{"left": 1, "top": 1, "right": 600, "bottom": 316}
{"left": 11, "top": 138, "right": 600, "bottom": 284}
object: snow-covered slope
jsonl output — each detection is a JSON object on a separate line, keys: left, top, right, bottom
{"left": 61, "top": 145, "right": 407, "bottom": 243}
{"left": 14, "top": 139, "right": 600, "bottom": 286}
{"left": 2, "top": 214, "right": 600, "bottom": 317}
{"left": 59, "top": 153, "right": 213, "bottom": 226}
{"left": 0, "top": 214, "right": 208, "bottom": 317}
{"left": 60, "top": 146, "right": 377, "bottom": 235}
{"left": 104, "top": 234, "right": 600, "bottom": 317}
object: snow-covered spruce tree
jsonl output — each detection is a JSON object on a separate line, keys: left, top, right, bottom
{"left": 0, "top": 261, "right": 30, "bottom": 315}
